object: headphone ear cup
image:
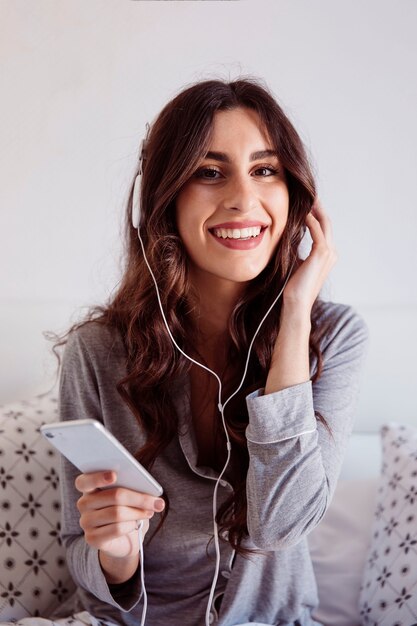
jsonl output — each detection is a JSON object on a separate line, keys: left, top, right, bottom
{"left": 132, "top": 174, "right": 141, "bottom": 230}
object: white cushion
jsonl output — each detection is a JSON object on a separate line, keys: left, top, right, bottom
{"left": 309, "top": 478, "right": 378, "bottom": 625}
{"left": 358, "top": 422, "right": 417, "bottom": 625}
{"left": 0, "top": 394, "right": 75, "bottom": 620}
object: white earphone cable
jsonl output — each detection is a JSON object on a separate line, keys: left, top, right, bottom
{"left": 137, "top": 520, "right": 147, "bottom": 626}
{"left": 133, "top": 171, "right": 294, "bottom": 626}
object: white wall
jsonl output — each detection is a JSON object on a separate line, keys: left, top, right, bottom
{"left": 1, "top": 0, "right": 416, "bottom": 430}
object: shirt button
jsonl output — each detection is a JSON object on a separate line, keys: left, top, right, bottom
{"left": 221, "top": 569, "right": 230, "bottom": 579}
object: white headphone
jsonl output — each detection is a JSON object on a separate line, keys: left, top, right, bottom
{"left": 131, "top": 133, "right": 294, "bottom": 626}
{"left": 132, "top": 132, "right": 147, "bottom": 230}
{"left": 132, "top": 174, "right": 141, "bottom": 230}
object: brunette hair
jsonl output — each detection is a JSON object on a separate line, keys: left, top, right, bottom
{"left": 57, "top": 78, "right": 334, "bottom": 554}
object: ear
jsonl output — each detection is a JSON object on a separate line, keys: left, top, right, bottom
{"left": 132, "top": 174, "right": 141, "bottom": 230}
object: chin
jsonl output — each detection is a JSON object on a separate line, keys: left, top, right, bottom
{"left": 220, "top": 267, "right": 266, "bottom": 284}
{"left": 190, "top": 261, "right": 269, "bottom": 290}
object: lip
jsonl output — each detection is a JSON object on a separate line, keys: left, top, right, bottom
{"left": 209, "top": 220, "right": 269, "bottom": 230}
{"left": 209, "top": 227, "right": 267, "bottom": 250}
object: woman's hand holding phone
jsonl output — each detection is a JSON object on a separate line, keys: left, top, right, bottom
{"left": 75, "top": 470, "right": 165, "bottom": 584}
{"left": 40, "top": 419, "right": 164, "bottom": 584}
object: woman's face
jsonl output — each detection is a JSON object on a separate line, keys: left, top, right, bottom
{"left": 175, "top": 107, "right": 289, "bottom": 291}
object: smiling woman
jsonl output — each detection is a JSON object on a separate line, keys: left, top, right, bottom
{"left": 15, "top": 78, "right": 368, "bottom": 626}
{"left": 176, "top": 108, "right": 289, "bottom": 287}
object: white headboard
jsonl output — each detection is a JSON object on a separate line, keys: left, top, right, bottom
{"left": 339, "top": 433, "right": 382, "bottom": 481}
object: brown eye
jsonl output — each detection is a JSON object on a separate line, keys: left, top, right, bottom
{"left": 253, "top": 166, "right": 278, "bottom": 177}
{"left": 194, "top": 168, "right": 221, "bottom": 180}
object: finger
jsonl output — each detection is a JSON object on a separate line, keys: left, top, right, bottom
{"left": 75, "top": 471, "right": 116, "bottom": 494}
{"left": 305, "top": 213, "right": 337, "bottom": 268}
{"left": 310, "top": 199, "right": 333, "bottom": 243}
{"left": 77, "top": 486, "right": 165, "bottom": 513}
{"left": 79, "top": 505, "right": 154, "bottom": 531}
{"left": 306, "top": 211, "right": 334, "bottom": 251}
{"left": 85, "top": 519, "right": 146, "bottom": 544}
{"left": 311, "top": 197, "right": 327, "bottom": 217}
{"left": 305, "top": 213, "right": 326, "bottom": 248}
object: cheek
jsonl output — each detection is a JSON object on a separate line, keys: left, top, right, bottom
{"left": 176, "top": 186, "right": 200, "bottom": 229}
{"left": 176, "top": 185, "right": 214, "bottom": 240}
{"left": 176, "top": 208, "right": 199, "bottom": 242}
{"left": 175, "top": 191, "right": 190, "bottom": 237}
{"left": 176, "top": 204, "right": 201, "bottom": 255}
{"left": 269, "top": 188, "right": 290, "bottom": 231}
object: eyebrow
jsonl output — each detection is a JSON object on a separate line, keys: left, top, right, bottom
{"left": 204, "top": 149, "right": 279, "bottom": 163}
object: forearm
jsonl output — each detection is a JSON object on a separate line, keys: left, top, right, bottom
{"left": 264, "top": 302, "right": 311, "bottom": 394}
{"left": 99, "top": 551, "right": 140, "bottom": 584}
{"left": 246, "top": 305, "right": 369, "bottom": 549}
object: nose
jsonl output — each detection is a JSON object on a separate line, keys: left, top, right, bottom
{"left": 221, "top": 174, "right": 259, "bottom": 214}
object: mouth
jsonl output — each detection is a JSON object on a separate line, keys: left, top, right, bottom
{"left": 208, "top": 223, "right": 268, "bottom": 251}
{"left": 209, "top": 225, "right": 267, "bottom": 241}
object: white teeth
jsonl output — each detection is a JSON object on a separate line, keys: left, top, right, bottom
{"left": 213, "top": 226, "right": 262, "bottom": 240}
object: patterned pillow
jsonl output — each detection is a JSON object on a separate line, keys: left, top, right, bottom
{"left": 0, "top": 393, "right": 75, "bottom": 620}
{"left": 359, "top": 422, "right": 417, "bottom": 626}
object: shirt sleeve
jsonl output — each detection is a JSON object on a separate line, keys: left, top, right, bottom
{"left": 244, "top": 304, "right": 369, "bottom": 550}
{"left": 58, "top": 327, "right": 143, "bottom": 612}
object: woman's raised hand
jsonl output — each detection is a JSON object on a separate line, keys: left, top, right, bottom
{"left": 265, "top": 200, "right": 337, "bottom": 393}
{"left": 75, "top": 471, "right": 165, "bottom": 562}
{"left": 283, "top": 199, "right": 337, "bottom": 313}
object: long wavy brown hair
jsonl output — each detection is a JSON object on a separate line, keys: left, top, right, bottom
{"left": 57, "top": 78, "right": 334, "bottom": 554}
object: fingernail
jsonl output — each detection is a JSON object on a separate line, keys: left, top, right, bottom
{"left": 103, "top": 471, "right": 114, "bottom": 482}
{"left": 154, "top": 498, "right": 165, "bottom": 512}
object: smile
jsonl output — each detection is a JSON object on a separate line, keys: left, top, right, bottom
{"left": 209, "top": 225, "right": 267, "bottom": 250}
{"left": 212, "top": 226, "right": 262, "bottom": 240}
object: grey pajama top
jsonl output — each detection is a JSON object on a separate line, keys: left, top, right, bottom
{"left": 53, "top": 301, "right": 368, "bottom": 626}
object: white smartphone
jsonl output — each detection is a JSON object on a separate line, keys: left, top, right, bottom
{"left": 40, "top": 418, "right": 163, "bottom": 497}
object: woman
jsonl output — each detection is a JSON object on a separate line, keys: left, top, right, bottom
{"left": 51, "top": 78, "right": 367, "bottom": 626}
